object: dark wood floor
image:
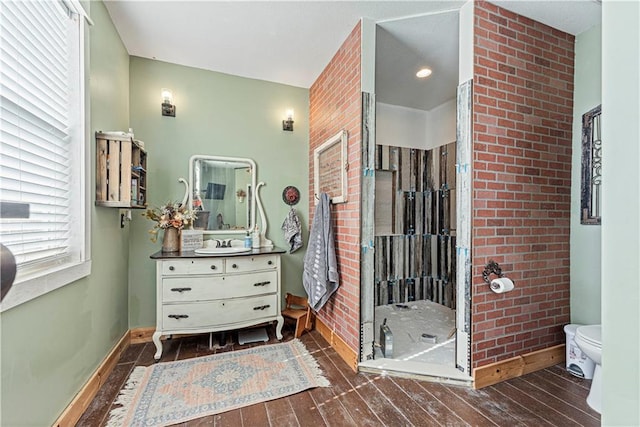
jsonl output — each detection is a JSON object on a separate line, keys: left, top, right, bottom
{"left": 78, "top": 324, "right": 600, "bottom": 427}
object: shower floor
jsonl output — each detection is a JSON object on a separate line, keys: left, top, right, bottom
{"left": 374, "top": 299, "right": 455, "bottom": 363}
{"left": 359, "top": 299, "right": 471, "bottom": 384}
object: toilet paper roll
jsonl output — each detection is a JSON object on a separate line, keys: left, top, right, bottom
{"left": 490, "top": 277, "right": 514, "bottom": 293}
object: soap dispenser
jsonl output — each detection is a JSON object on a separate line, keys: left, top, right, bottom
{"left": 244, "top": 231, "right": 252, "bottom": 248}
{"left": 251, "top": 226, "right": 261, "bottom": 249}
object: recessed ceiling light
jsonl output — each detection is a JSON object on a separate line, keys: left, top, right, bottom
{"left": 416, "top": 68, "right": 432, "bottom": 78}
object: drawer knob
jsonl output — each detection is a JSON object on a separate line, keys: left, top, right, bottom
{"left": 232, "top": 263, "right": 238, "bottom": 269}
{"left": 168, "top": 314, "right": 189, "bottom": 319}
{"left": 170, "top": 287, "right": 192, "bottom": 293}
{"left": 210, "top": 265, "right": 217, "bottom": 270}
{"left": 253, "top": 281, "right": 271, "bottom": 287}
{"left": 253, "top": 304, "right": 271, "bottom": 311}
{"left": 267, "top": 260, "right": 273, "bottom": 265}
{"left": 169, "top": 266, "right": 175, "bottom": 271}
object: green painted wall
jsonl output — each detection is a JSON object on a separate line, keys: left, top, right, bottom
{"left": 601, "top": 2, "right": 640, "bottom": 424}
{"left": 570, "top": 24, "right": 602, "bottom": 325}
{"left": 0, "top": 2, "right": 131, "bottom": 425}
{"left": 127, "top": 57, "right": 309, "bottom": 327}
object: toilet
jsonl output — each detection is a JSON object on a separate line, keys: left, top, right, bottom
{"left": 574, "top": 325, "right": 602, "bottom": 414}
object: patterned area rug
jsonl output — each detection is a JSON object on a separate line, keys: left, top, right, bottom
{"left": 107, "top": 339, "right": 329, "bottom": 427}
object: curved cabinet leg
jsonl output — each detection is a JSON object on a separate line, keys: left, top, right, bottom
{"left": 152, "top": 331, "right": 163, "bottom": 361}
{"left": 275, "top": 315, "right": 284, "bottom": 340}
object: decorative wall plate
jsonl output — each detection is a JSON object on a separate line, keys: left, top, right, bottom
{"left": 282, "top": 186, "right": 300, "bottom": 206}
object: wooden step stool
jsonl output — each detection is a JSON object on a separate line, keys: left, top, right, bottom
{"left": 281, "top": 293, "right": 313, "bottom": 338}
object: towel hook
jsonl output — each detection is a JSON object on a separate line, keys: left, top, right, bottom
{"left": 314, "top": 192, "right": 333, "bottom": 203}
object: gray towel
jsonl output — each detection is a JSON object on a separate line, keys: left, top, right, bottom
{"left": 281, "top": 208, "right": 303, "bottom": 253}
{"left": 303, "top": 193, "right": 339, "bottom": 311}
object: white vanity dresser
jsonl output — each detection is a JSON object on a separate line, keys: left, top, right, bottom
{"left": 150, "top": 247, "right": 285, "bottom": 360}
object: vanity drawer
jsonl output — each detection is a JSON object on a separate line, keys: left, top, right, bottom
{"left": 226, "top": 255, "right": 278, "bottom": 273}
{"left": 161, "top": 259, "right": 223, "bottom": 275}
{"left": 162, "top": 271, "right": 278, "bottom": 302}
{"left": 162, "top": 294, "right": 278, "bottom": 329}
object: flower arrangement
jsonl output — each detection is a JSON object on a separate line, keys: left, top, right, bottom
{"left": 143, "top": 201, "right": 197, "bottom": 242}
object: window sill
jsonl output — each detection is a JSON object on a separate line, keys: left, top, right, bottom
{"left": 0, "top": 260, "right": 92, "bottom": 312}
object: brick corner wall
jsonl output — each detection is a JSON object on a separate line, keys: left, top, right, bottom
{"left": 308, "top": 22, "right": 362, "bottom": 354}
{"left": 472, "top": 1, "right": 574, "bottom": 368}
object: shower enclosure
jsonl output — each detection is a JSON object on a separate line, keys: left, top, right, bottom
{"left": 359, "top": 8, "right": 472, "bottom": 382}
{"left": 372, "top": 143, "right": 457, "bottom": 365}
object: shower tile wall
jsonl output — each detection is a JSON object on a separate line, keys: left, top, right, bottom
{"left": 374, "top": 144, "right": 457, "bottom": 309}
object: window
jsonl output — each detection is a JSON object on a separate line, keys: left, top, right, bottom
{"left": 0, "top": 0, "right": 90, "bottom": 310}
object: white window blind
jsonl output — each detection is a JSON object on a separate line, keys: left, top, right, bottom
{"left": 0, "top": 0, "right": 89, "bottom": 309}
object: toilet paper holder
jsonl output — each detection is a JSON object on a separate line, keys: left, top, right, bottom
{"left": 482, "top": 260, "right": 503, "bottom": 284}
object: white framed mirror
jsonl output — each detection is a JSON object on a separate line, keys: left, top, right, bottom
{"left": 188, "top": 155, "right": 256, "bottom": 234}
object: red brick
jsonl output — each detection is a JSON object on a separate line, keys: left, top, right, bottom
{"left": 471, "top": 2, "right": 573, "bottom": 369}
{"left": 309, "top": 22, "right": 362, "bottom": 354}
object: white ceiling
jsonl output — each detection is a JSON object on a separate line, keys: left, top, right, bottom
{"left": 376, "top": 10, "right": 460, "bottom": 111}
{"left": 493, "top": 0, "right": 602, "bottom": 36}
{"left": 104, "top": 1, "right": 601, "bottom": 111}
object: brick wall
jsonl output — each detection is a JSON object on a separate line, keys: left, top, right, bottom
{"left": 471, "top": 2, "right": 574, "bottom": 367}
{"left": 308, "top": 23, "right": 362, "bottom": 353}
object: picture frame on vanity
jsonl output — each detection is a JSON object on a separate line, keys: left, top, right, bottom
{"left": 180, "top": 229, "right": 204, "bottom": 252}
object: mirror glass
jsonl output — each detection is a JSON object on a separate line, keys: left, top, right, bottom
{"left": 188, "top": 155, "right": 256, "bottom": 234}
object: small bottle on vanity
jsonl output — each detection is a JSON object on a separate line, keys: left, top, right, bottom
{"left": 251, "top": 227, "right": 261, "bottom": 249}
{"left": 244, "top": 231, "right": 252, "bottom": 248}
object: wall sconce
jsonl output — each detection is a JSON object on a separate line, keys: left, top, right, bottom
{"left": 282, "top": 109, "right": 294, "bottom": 131}
{"left": 161, "top": 88, "right": 175, "bottom": 117}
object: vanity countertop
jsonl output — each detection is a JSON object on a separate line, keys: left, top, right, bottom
{"left": 150, "top": 246, "right": 286, "bottom": 260}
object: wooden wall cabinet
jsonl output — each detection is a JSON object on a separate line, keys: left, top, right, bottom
{"left": 95, "top": 131, "right": 147, "bottom": 209}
